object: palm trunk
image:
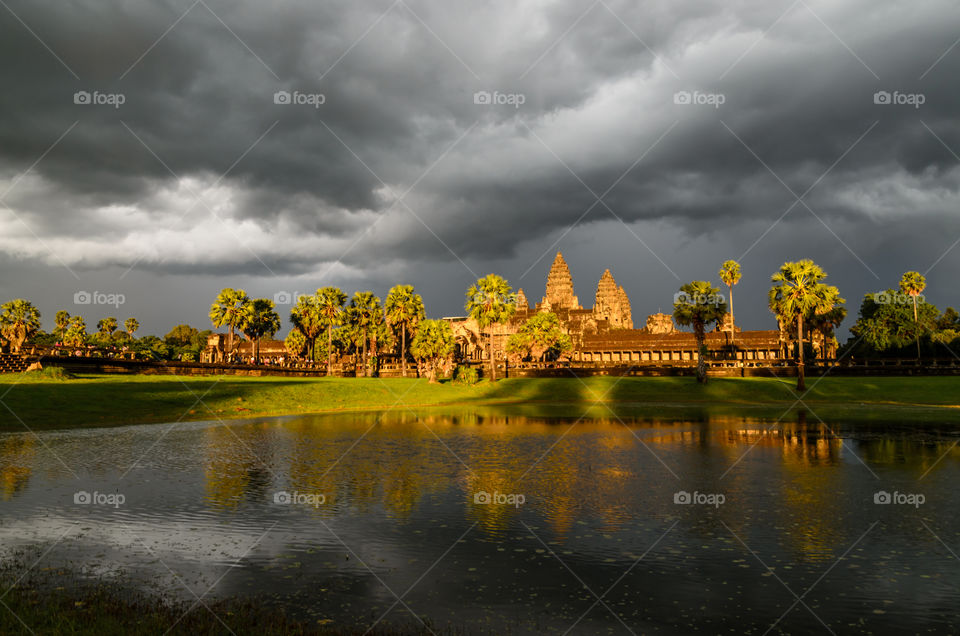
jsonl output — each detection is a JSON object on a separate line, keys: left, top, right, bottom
{"left": 695, "top": 328, "right": 706, "bottom": 384}
{"left": 401, "top": 327, "right": 407, "bottom": 378}
{"left": 913, "top": 296, "right": 920, "bottom": 361}
{"left": 255, "top": 337, "right": 261, "bottom": 365}
{"left": 327, "top": 326, "right": 333, "bottom": 376}
{"left": 362, "top": 333, "right": 368, "bottom": 377}
{"left": 796, "top": 314, "right": 806, "bottom": 392}
{"left": 729, "top": 285, "right": 735, "bottom": 347}
{"left": 227, "top": 327, "right": 234, "bottom": 363}
{"left": 489, "top": 333, "right": 496, "bottom": 382}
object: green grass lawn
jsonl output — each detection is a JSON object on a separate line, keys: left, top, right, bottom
{"left": 0, "top": 372, "right": 959, "bottom": 431}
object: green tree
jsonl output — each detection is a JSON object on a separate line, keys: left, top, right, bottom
{"left": 164, "top": 324, "right": 199, "bottom": 347}
{"left": 238, "top": 299, "right": 281, "bottom": 364}
{"left": 673, "top": 281, "right": 728, "bottom": 384}
{"left": 899, "top": 271, "right": 927, "bottom": 360}
{"left": 510, "top": 312, "right": 572, "bottom": 361}
{"left": 209, "top": 288, "right": 250, "bottom": 360}
{"left": 347, "top": 291, "right": 383, "bottom": 377}
{"left": 97, "top": 317, "right": 118, "bottom": 338}
{"left": 64, "top": 316, "right": 87, "bottom": 348}
{"left": 316, "top": 287, "right": 348, "bottom": 376}
{"left": 124, "top": 317, "right": 139, "bottom": 339}
{"left": 290, "top": 293, "right": 324, "bottom": 363}
{"left": 849, "top": 290, "right": 939, "bottom": 354}
{"left": 55, "top": 310, "right": 71, "bottom": 343}
{"left": 0, "top": 300, "right": 42, "bottom": 354}
{"left": 410, "top": 319, "right": 455, "bottom": 382}
{"left": 718, "top": 260, "right": 742, "bottom": 345}
{"left": 384, "top": 285, "right": 426, "bottom": 377}
{"left": 465, "top": 274, "right": 516, "bottom": 381}
{"left": 768, "top": 260, "right": 843, "bottom": 391}
{"left": 284, "top": 329, "right": 307, "bottom": 359}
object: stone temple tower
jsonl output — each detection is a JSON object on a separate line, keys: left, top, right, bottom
{"left": 540, "top": 252, "right": 581, "bottom": 310}
{"left": 594, "top": 269, "right": 633, "bottom": 329}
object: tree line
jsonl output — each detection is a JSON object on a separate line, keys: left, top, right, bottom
{"left": 1, "top": 262, "right": 956, "bottom": 384}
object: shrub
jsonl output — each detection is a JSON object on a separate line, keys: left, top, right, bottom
{"left": 454, "top": 365, "right": 479, "bottom": 385}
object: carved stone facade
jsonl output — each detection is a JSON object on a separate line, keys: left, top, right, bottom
{"left": 447, "top": 252, "right": 784, "bottom": 365}
{"left": 644, "top": 312, "right": 675, "bottom": 334}
{"left": 594, "top": 269, "right": 633, "bottom": 329}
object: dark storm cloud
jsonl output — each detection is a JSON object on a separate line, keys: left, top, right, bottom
{"left": 0, "top": 0, "right": 959, "bottom": 287}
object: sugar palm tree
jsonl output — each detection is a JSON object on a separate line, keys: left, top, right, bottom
{"left": 465, "top": 274, "right": 516, "bottom": 381}
{"left": 209, "top": 288, "right": 250, "bottom": 361}
{"left": 768, "top": 260, "right": 842, "bottom": 391}
{"left": 65, "top": 316, "right": 87, "bottom": 348}
{"left": 290, "top": 293, "right": 324, "bottom": 363}
{"left": 347, "top": 291, "right": 383, "bottom": 377}
{"left": 124, "top": 317, "right": 140, "bottom": 339}
{"left": 0, "top": 299, "right": 42, "bottom": 354}
{"left": 807, "top": 304, "right": 847, "bottom": 360}
{"left": 97, "top": 317, "right": 118, "bottom": 338}
{"left": 238, "top": 298, "right": 281, "bottom": 364}
{"left": 718, "top": 260, "right": 742, "bottom": 346}
{"left": 55, "top": 310, "right": 71, "bottom": 343}
{"left": 384, "top": 284, "right": 425, "bottom": 377}
{"left": 899, "top": 271, "right": 926, "bottom": 360}
{"left": 672, "top": 281, "right": 727, "bottom": 383}
{"left": 316, "top": 287, "right": 348, "bottom": 376}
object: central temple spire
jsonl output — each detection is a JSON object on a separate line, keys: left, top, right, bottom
{"left": 540, "top": 252, "right": 580, "bottom": 310}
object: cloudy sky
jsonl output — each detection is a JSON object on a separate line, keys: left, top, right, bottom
{"left": 1, "top": 0, "right": 959, "bottom": 338}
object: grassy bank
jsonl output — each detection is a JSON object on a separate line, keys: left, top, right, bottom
{"left": 0, "top": 372, "right": 959, "bottom": 432}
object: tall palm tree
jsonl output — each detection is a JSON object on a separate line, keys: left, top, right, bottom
{"left": 65, "top": 316, "right": 87, "bottom": 348}
{"left": 290, "top": 294, "right": 324, "bottom": 363}
{"left": 807, "top": 305, "right": 847, "bottom": 360}
{"left": 465, "top": 274, "right": 516, "bottom": 382}
{"left": 316, "top": 287, "right": 348, "bottom": 376}
{"left": 124, "top": 317, "right": 140, "bottom": 339}
{"left": 55, "top": 310, "right": 71, "bottom": 343}
{"left": 347, "top": 291, "right": 383, "bottom": 377}
{"left": 672, "top": 281, "right": 727, "bottom": 383}
{"left": 384, "top": 284, "right": 425, "bottom": 377}
{"left": 899, "top": 271, "right": 926, "bottom": 360}
{"left": 209, "top": 288, "right": 250, "bottom": 361}
{"left": 718, "top": 260, "right": 742, "bottom": 346}
{"left": 0, "top": 300, "right": 42, "bottom": 354}
{"left": 97, "top": 317, "right": 118, "bottom": 338}
{"left": 768, "top": 260, "right": 843, "bottom": 391}
{"left": 238, "top": 299, "right": 281, "bottom": 365}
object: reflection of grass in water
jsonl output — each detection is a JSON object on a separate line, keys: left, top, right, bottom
{"left": 2, "top": 375, "right": 960, "bottom": 432}
{"left": 0, "top": 552, "right": 463, "bottom": 636}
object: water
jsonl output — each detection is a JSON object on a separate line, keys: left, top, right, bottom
{"left": 1, "top": 409, "right": 959, "bottom": 634}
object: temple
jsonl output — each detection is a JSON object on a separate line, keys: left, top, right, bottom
{"left": 448, "top": 252, "right": 806, "bottom": 369}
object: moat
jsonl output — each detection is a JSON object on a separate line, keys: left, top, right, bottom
{"left": 1, "top": 410, "right": 958, "bottom": 634}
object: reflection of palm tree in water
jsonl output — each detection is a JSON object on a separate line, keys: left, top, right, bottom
{"left": 1, "top": 435, "right": 35, "bottom": 501}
